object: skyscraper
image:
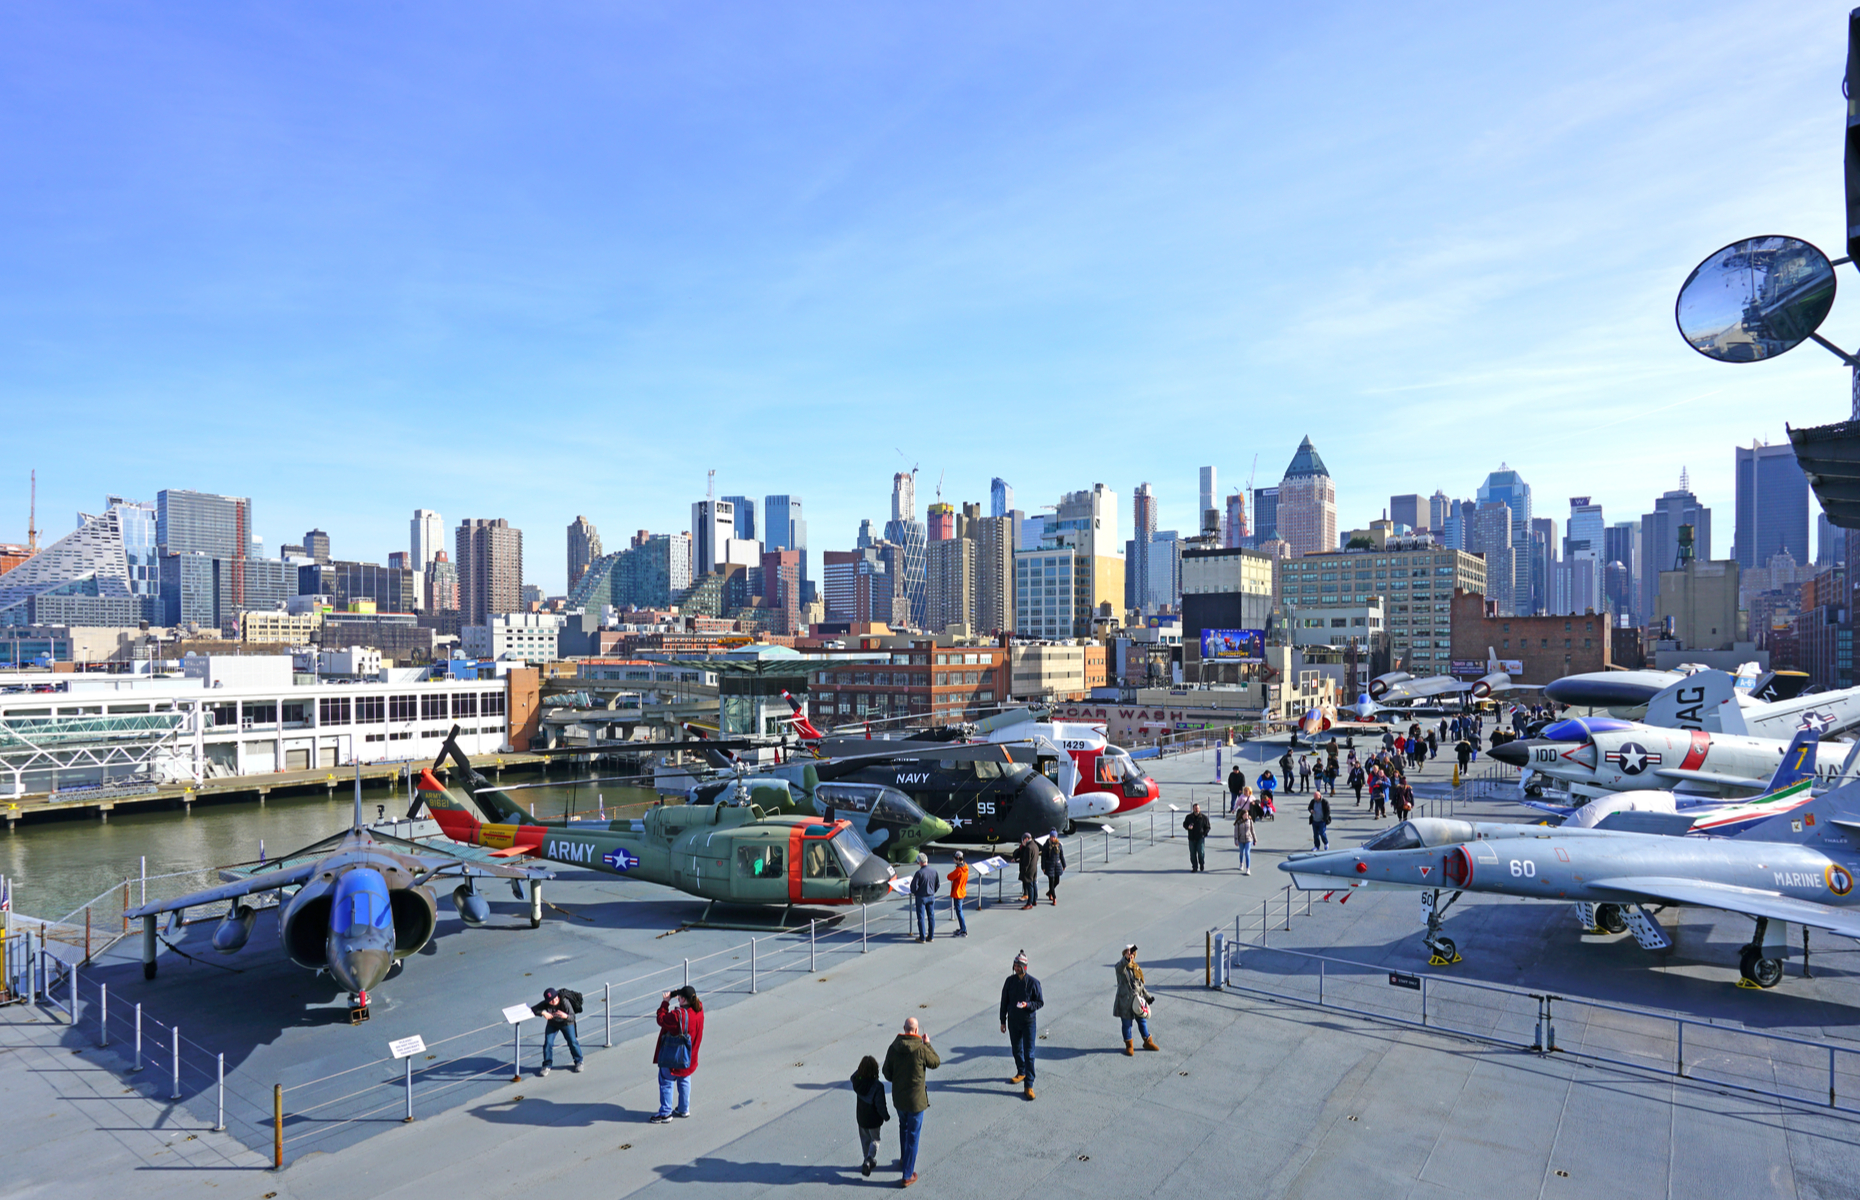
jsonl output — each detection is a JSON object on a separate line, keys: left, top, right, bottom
{"left": 970, "top": 513, "right": 1015, "bottom": 633}
{"left": 425, "top": 550, "right": 459, "bottom": 613}
{"left": 761, "top": 548, "right": 804, "bottom": 634}
{"left": 411, "top": 509, "right": 444, "bottom": 571}
{"left": 1053, "top": 483, "right": 1123, "bottom": 625}
{"left": 927, "top": 503, "right": 956, "bottom": 542}
{"left": 722, "top": 496, "right": 756, "bottom": 541}
{"left": 691, "top": 499, "right": 736, "bottom": 577}
{"left": 884, "top": 473, "right": 927, "bottom": 627}
{"left": 303, "top": 530, "right": 331, "bottom": 564}
{"left": 1640, "top": 478, "right": 1712, "bottom": 626}
{"left": 1275, "top": 438, "right": 1337, "bottom": 558}
{"left": 567, "top": 515, "right": 601, "bottom": 589}
{"left": 1561, "top": 497, "right": 1604, "bottom": 613}
{"left": 990, "top": 478, "right": 1013, "bottom": 519}
{"left": 1198, "top": 467, "right": 1217, "bottom": 536}
{"left": 157, "top": 489, "right": 252, "bottom": 625}
{"left": 1733, "top": 441, "right": 1809, "bottom": 569}
{"left": 1605, "top": 520, "right": 1641, "bottom": 622}
{"left": 1389, "top": 494, "right": 1425, "bottom": 531}
{"left": 1429, "top": 491, "right": 1452, "bottom": 531}
{"left": 1252, "top": 487, "right": 1279, "bottom": 545}
{"left": 456, "top": 518, "right": 523, "bottom": 626}
{"left": 1467, "top": 501, "right": 1515, "bottom": 614}
{"left": 763, "top": 494, "right": 807, "bottom": 602}
{"left": 1223, "top": 493, "right": 1248, "bottom": 548}
{"left": 925, "top": 536, "right": 975, "bottom": 632}
{"left": 1131, "top": 483, "right": 1156, "bottom": 612}
{"left": 1478, "top": 465, "right": 1536, "bottom": 614}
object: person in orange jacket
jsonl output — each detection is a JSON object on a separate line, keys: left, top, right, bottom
{"left": 947, "top": 851, "right": 969, "bottom": 938}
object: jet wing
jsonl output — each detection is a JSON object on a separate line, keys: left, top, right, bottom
{"left": 1591, "top": 812, "right": 1699, "bottom": 836}
{"left": 1650, "top": 768, "right": 1769, "bottom": 791}
{"left": 1517, "top": 798, "right": 1578, "bottom": 819}
{"left": 1588, "top": 876, "right": 1860, "bottom": 938}
{"left": 126, "top": 860, "right": 320, "bottom": 920}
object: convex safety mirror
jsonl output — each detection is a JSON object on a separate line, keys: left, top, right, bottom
{"left": 1676, "top": 235, "right": 1837, "bottom": 362}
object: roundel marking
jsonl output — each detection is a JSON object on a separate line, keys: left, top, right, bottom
{"left": 1826, "top": 863, "right": 1854, "bottom": 897}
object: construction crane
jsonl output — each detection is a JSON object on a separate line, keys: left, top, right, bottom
{"left": 27, "top": 469, "right": 38, "bottom": 554}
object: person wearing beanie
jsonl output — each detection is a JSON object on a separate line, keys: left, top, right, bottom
{"left": 998, "top": 950, "right": 1044, "bottom": 1101}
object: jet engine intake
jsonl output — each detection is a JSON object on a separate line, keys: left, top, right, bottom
{"left": 389, "top": 885, "right": 438, "bottom": 957}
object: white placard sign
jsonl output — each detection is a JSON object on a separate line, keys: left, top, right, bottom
{"left": 502, "top": 1003, "right": 535, "bottom": 1025}
{"left": 388, "top": 1034, "right": 426, "bottom": 1060}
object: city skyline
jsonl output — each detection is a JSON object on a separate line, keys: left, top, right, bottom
{"left": 1, "top": 3, "right": 1852, "bottom": 592}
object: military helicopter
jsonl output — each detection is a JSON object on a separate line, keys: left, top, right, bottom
{"left": 810, "top": 738, "right": 1074, "bottom": 845}
{"left": 420, "top": 732, "right": 894, "bottom": 928}
{"left": 125, "top": 765, "right": 550, "bottom": 1020}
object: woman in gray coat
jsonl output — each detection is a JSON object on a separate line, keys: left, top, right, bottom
{"left": 1113, "top": 944, "right": 1159, "bottom": 1056}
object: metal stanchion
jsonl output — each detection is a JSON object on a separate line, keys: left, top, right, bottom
{"left": 216, "top": 1054, "right": 226, "bottom": 1131}
{"left": 684, "top": 959, "right": 690, "bottom": 988}
{"left": 511, "top": 1023, "right": 522, "bottom": 1082}
{"left": 809, "top": 920, "right": 817, "bottom": 972}
{"left": 273, "top": 1084, "right": 283, "bottom": 1170}
{"left": 171, "top": 1026, "right": 181, "bottom": 1100}
{"left": 1104, "top": 828, "right": 1109, "bottom": 862}
{"left": 133, "top": 1003, "right": 143, "bottom": 1071}
{"left": 604, "top": 983, "right": 612, "bottom": 1048}
{"left": 403, "top": 1056, "right": 414, "bottom": 1123}
{"left": 750, "top": 938, "right": 758, "bottom": 994}
{"left": 99, "top": 983, "right": 108, "bottom": 1047}
{"left": 862, "top": 904, "right": 868, "bottom": 952}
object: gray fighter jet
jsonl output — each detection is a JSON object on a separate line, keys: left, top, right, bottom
{"left": 1278, "top": 786, "right": 1860, "bottom": 988}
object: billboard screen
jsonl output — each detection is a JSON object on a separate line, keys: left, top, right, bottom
{"left": 1200, "top": 628, "right": 1265, "bottom": 662}
{"left": 1451, "top": 658, "right": 1521, "bottom": 676}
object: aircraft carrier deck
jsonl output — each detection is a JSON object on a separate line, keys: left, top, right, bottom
{"left": 6, "top": 740, "right": 1860, "bottom": 1198}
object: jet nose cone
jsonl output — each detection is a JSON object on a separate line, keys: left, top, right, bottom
{"left": 330, "top": 946, "right": 394, "bottom": 995}
{"left": 924, "top": 817, "right": 953, "bottom": 841}
{"left": 1488, "top": 740, "right": 1531, "bottom": 768}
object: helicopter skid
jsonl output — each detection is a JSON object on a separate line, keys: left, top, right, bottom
{"left": 681, "top": 901, "right": 852, "bottom": 934}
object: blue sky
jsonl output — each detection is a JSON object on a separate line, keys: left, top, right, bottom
{"left": 3, "top": 2, "right": 1854, "bottom": 593}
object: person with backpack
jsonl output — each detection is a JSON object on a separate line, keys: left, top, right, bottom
{"left": 533, "top": 987, "right": 584, "bottom": 1077}
{"left": 1040, "top": 830, "right": 1066, "bottom": 905}
{"left": 908, "top": 854, "right": 940, "bottom": 942}
{"left": 947, "top": 851, "right": 969, "bottom": 938}
{"left": 649, "top": 986, "right": 704, "bottom": 1123}
{"left": 883, "top": 1017, "right": 940, "bottom": 1187}
{"left": 1232, "top": 797, "right": 1256, "bottom": 875}
{"left": 850, "top": 1054, "right": 890, "bottom": 1178}
{"left": 1307, "top": 790, "right": 1332, "bottom": 851}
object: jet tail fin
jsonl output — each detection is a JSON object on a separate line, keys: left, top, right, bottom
{"left": 1642, "top": 669, "right": 1737, "bottom": 732}
{"left": 1738, "top": 781, "right": 1860, "bottom": 847}
{"left": 780, "top": 691, "right": 824, "bottom": 741}
{"left": 1764, "top": 729, "right": 1820, "bottom": 793}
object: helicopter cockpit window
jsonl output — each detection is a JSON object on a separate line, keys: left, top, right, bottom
{"left": 829, "top": 828, "right": 873, "bottom": 875}
{"left": 872, "top": 789, "right": 919, "bottom": 823}
{"left": 737, "top": 845, "right": 784, "bottom": 878}
{"left": 972, "top": 761, "right": 1005, "bottom": 779}
{"left": 803, "top": 839, "right": 843, "bottom": 878}
{"left": 1360, "top": 822, "right": 1425, "bottom": 852}
{"left": 1095, "top": 759, "right": 1121, "bottom": 785}
{"left": 816, "top": 784, "right": 874, "bottom": 813}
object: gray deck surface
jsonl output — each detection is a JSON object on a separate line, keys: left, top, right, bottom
{"left": 6, "top": 738, "right": 1860, "bottom": 1198}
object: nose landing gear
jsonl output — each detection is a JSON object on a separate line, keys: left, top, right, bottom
{"left": 1421, "top": 889, "right": 1464, "bottom": 965}
{"left": 1736, "top": 917, "right": 1785, "bottom": 989}
{"left": 350, "top": 991, "right": 371, "bottom": 1025}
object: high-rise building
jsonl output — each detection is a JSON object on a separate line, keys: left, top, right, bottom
{"left": 927, "top": 502, "right": 956, "bottom": 542}
{"left": 1252, "top": 486, "right": 1279, "bottom": 545}
{"left": 1605, "top": 520, "right": 1642, "bottom": 622}
{"left": 1560, "top": 497, "right": 1605, "bottom": 614}
{"left": 567, "top": 515, "right": 601, "bottom": 590}
{"left": 1224, "top": 493, "right": 1248, "bottom": 548}
{"left": 883, "top": 473, "right": 927, "bottom": 627}
{"left": 303, "top": 530, "right": 331, "bottom": 564}
{"left": 1734, "top": 441, "right": 1809, "bottom": 569}
{"left": 411, "top": 509, "right": 444, "bottom": 572}
{"left": 691, "top": 499, "right": 736, "bottom": 577}
{"left": 990, "top": 478, "right": 1014, "bottom": 519}
{"left": 1466, "top": 501, "right": 1515, "bottom": 614}
{"left": 925, "top": 536, "right": 975, "bottom": 632}
{"left": 1526, "top": 516, "right": 1557, "bottom": 616}
{"left": 763, "top": 495, "right": 807, "bottom": 599}
{"left": 761, "top": 548, "right": 804, "bottom": 634}
{"left": 567, "top": 534, "right": 692, "bottom": 613}
{"left": 1052, "top": 483, "right": 1123, "bottom": 625}
{"left": 1478, "top": 465, "right": 1535, "bottom": 615}
{"left": 969, "top": 514, "right": 1015, "bottom": 634}
{"left": 1198, "top": 467, "right": 1218, "bottom": 537}
{"left": 1148, "top": 531, "right": 1183, "bottom": 612}
{"left": 1389, "top": 494, "right": 1425, "bottom": 531}
{"left": 722, "top": 496, "right": 757, "bottom": 541}
{"left": 1640, "top": 479, "right": 1712, "bottom": 628}
{"left": 156, "top": 489, "right": 252, "bottom": 625}
{"left": 1277, "top": 544, "right": 1487, "bottom": 668}
{"left": 1275, "top": 438, "right": 1337, "bottom": 558}
{"left": 455, "top": 518, "right": 523, "bottom": 626}
{"left": 0, "top": 507, "right": 148, "bottom": 627}
{"left": 1819, "top": 511, "right": 1846, "bottom": 566}
{"left": 1429, "top": 491, "right": 1452, "bottom": 531}
{"left": 1131, "top": 483, "right": 1156, "bottom": 613}
{"left": 425, "top": 550, "right": 458, "bottom": 613}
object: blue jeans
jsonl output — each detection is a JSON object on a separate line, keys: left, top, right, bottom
{"left": 1007, "top": 1017, "right": 1036, "bottom": 1084}
{"left": 656, "top": 1065, "right": 691, "bottom": 1117}
{"left": 898, "top": 1108, "right": 924, "bottom": 1177}
{"left": 1121, "top": 1016, "right": 1151, "bottom": 1040}
{"left": 913, "top": 896, "right": 936, "bottom": 939}
{"left": 1312, "top": 822, "right": 1329, "bottom": 850}
{"left": 542, "top": 1023, "right": 582, "bottom": 1067}
{"left": 1238, "top": 842, "right": 1252, "bottom": 870}
{"left": 949, "top": 895, "right": 967, "bottom": 933}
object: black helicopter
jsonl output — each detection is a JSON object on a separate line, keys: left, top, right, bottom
{"left": 811, "top": 738, "right": 1072, "bottom": 845}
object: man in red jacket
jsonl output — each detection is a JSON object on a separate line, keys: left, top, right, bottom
{"left": 649, "top": 986, "right": 704, "bottom": 1124}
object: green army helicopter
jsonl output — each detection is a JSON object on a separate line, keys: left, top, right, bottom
{"left": 417, "top": 731, "right": 895, "bottom": 928}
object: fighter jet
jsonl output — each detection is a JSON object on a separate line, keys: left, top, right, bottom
{"left": 1489, "top": 713, "right": 1851, "bottom": 800}
{"left": 1369, "top": 649, "right": 1513, "bottom": 704}
{"left": 1279, "top": 785, "right": 1860, "bottom": 988}
{"left": 124, "top": 766, "right": 550, "bottom": 1017}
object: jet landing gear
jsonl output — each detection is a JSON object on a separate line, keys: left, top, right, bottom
{"left": 1592, "top": 903, "right": 1628, "bottom": 935}
{"left": 1737, "top": 917, "right": 1786, "bottom": 990}
{"left": 1421, "top": 889, "right": 1464, "bottom": 966}
{"left": 350, "top": 991, "right": 371, "bottom": 1025}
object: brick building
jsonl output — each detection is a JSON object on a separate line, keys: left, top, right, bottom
{"left": 1448, "top": 590, "right": 1611, "bottom": 686}
{"left": 807, "top": 642, "right": 1008, "bottom": 727}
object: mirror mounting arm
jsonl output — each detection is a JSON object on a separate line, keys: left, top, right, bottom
{"left": 1809, "top": 332, "right": 1860, "bottom": 368}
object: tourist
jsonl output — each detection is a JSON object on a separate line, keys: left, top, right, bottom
{"left": 1183, "top": 802, "right": 1212, "bottom": 872}
{"left": 1013, "top": 834, "right": 1039, "bottom": 910}
{"left": 533, "top": 986, "right": 584, "bottom": 1077}
{"left": 1232, "top": 798, "right": 1256, "bottom": 874}
{"left": 851, "top": 1054, "right": 890, "bottom": 1178}
{"left": 1113, "top": 944, "right": 1160, "bottom": 1055}
{"left": 882, "top": 1017, "right": 940, "bottom": 1187}
{"left": 1040, "top": 830, "right": 1066, "bottom": 906}
{"left": 649, "top": 986, "right": 703, "bottom": 1123}
{"left": 1308, "top": 789, "right": 1332, "bottom": 850}
{"left": 999, "top": 950, "right": 1044, "bottom": 1101}
{"left": 947, "top": 850, "right": 969, "bottom": 938}
{"left": 908, "top": 853, "right": 939, "bottom": 943}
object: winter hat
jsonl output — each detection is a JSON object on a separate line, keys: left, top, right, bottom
{"left": 1014, "top": 950, "right": 1029, "bottom": 967}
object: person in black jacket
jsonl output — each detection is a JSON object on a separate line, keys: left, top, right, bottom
{"left": 1039, "top": 830, "right": 1067, "bottom": 906}
{"left": 850, "top": 1053, "right": 889, "bottom": 1177}
{"left": 1012, "top": 834, "right": 1039, "bottom": 910}
{"left": 533, "top": 987, "right": 583, "bottom": 1077}
{"left": 1183, "top": 803, "right": 1213, "bottom": 872}
{"left": 999, "top": 950, "right": 1044, "bottom": 1101}
{"left": 1307, "top": 790, "right": 1332, "bottom": 851}
{"left": 1226, "top": 766, "right": 1246, "bottom": 813}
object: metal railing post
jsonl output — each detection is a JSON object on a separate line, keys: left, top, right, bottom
{"left": 1285, "top": 888, "right": 1291, "bottom": 931}
{"left": 99, "top": 983, "right": 108, "bottom": 1047}
{"left": 862, "top": 905, "right": 868, "bottom": 952}
{"left": 1306, "top": 892, "right": 1312, "bottom": 917}
{"left": 273, "top": 1084, "right": 283, "bottom": 1170}
{"left": 1420, "top": 976, "right": 1428, "bottom": 1027}
{"left": 1260, "top": 899, "right": 1268, "bottom": 946}
{"left": 1318, "top": 958, "right": 1325, "bottom": 1006}
{"left": 750, "top": 938, "right": 758, "bottom": 994}
{"left": 404, "top": 1056, "right": 414, "bottom": 1123}
{"left": 216, "top": 1054, "right": 225, "bottom": 1131}
{"left": 1104, "top": 828, "right": 1109, "bottom": 862}
{"left": 512, "top": 1023, "right": 522, "bottom": 1082}
{"left": 171, "top": 1026, "right": 181, "bottom": 1100}
{"left": 1676, "top": 1020, "right": 1686, "bottom": 1077}
{"left": 1831, "top": 1046, "right": 1838, "bottom": 1108}
{"left": 1078, "top": 835, "right": 1085, "bottom": 873}
{"left": 810, "top": 920, "right": 817, "bottom": 972}
{"left": 684, "top": 959, "right": 690, "bottom": 988}
{"left": 604, "top": 982, "right": 612, "bottom": 1048}
{"left": 133, "top": 1003, "right": 143, "bottom": 1072}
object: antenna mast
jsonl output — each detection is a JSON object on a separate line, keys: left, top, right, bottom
{"left": 27, "top": 469, "right": 38, "bottom": 554}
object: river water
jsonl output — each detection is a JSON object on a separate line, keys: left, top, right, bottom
{"left": 0, "top": 771, "right": 661, "bottom": 923}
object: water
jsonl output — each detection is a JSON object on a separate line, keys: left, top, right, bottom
{"left": 0, "top": 772, "right": 661, "bottom": 922}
